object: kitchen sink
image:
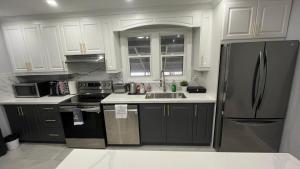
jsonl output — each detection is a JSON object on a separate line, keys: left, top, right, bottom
{"left": 145, "top": 93, "right": 187, "bottom": 99}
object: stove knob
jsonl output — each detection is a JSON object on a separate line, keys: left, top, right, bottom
{"left": 102, "top": 83, "right": 106, "bottom": 87}
{"left": 83, "top": 84, "right": 86, "bottom": 87}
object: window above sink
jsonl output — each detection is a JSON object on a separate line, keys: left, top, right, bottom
{"left": 120, "top": 27, "right": 192, "bottom": 82}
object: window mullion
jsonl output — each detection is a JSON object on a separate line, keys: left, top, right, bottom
{"left": 151, "top": 33, "right": 160, "bottom": 81}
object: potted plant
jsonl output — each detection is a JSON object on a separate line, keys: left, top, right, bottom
{"left": 180, "top": 80, "right": 188, "bottom": 92}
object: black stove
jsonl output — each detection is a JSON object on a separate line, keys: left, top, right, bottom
{"left": 59, "top": 81, "right": 113, "bottom": 149}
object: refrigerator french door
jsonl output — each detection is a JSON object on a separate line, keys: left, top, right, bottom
{"left": 215, "top": 41, "right": 299, "bottom": 152}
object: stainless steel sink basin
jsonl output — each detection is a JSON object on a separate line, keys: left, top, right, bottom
{"left": 145, "top": 93, "right": 187, "bottom": 99}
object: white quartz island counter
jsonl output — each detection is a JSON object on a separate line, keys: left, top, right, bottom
{"left": 0, "top": 95, "right": 75, "bottom": 105}
{"left": 56, "top": 149, "right": 300, "bottom": 169}
{"left": 101, "top": 92, "right": 216, "bottom": 104}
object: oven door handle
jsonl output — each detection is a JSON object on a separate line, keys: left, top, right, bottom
{"left": 60, "top": 106, "right": 101, "bottom": 113}
{"left": 80, "top": 107, "right": 101, "bottom": 113}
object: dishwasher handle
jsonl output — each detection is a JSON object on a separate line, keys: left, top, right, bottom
{"left": 104, "top": 109, "right": 138, "bottom": 115}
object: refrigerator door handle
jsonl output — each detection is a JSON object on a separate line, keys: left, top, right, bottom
{"left": 221, "top": 44, "right": 231, "bottom": 111}
{"left": 252, "top": 51, "right": 263, "bottom": 111}
{"left": 256, "top": 49, "right": 268, "bottom": 111}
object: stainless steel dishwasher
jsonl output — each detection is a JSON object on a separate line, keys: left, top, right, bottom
{"left": 103, "top": 105, "right": 140, "bottom": 145}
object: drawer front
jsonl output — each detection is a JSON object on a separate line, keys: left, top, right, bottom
{"left": 38, "top": 105, "right": 63, "bottom": 128}
{"left": 38, "top": 105, "right": 58, "bottom": 113}
{"left": 42, "top": 113, "right": 63, "bottom": 128}
{"left": 42, "top": 128, "right": 65, "bottom": 142}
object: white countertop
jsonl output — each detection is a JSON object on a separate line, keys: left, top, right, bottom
{"left": 101, "top": 92, "right": 216, "bottom": 104}
{"left": 0, "top": 95, "right": 75, "bottom": 105}
{"left": 56, "top": 149, "right": 300, "bottom": 169}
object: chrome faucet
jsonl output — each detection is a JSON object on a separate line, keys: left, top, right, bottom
{"left": 160, "top": 70, "right": 166, "bottom": 92}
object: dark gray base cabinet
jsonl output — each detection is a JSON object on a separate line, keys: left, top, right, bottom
{"left": 5, "top": 105, "right": 65, "bottom": 143}
{"left": 139, "top": 103, "right": 214, "bottom": 145}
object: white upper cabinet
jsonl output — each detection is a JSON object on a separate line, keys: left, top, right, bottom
{"left": 2, "top": 25, "right": 28, "bottom": 73}
{"left": 223, "top": 1, "right": 258, "bottom": 39}
{"left": 3, "top": 22, "right": 67, "bottom": 74}
{"left": 102, "top": 18, "right": 121, "bottom": 73}
{"left": 40, "top": 22, "right": 66, "bottom": 72}
{"left": 61, "top": 21, "right": 82, "bottom": 55}
{"left": 223, "top": 0, "right": 292, "bottom": 40}
{"left": 61, "top": 18, "right": 104, "bottom": 55}
{"left": 116, "top": 11, "right": 202, "bottom": 31}
{"left": 22, "top": 24, "right": 47, "bottom": 72}
{"left": 80, "top": 19, "right": 104, "bottom": 54}
{"left": 256, "top": 0, "right": 292, "bottom": 38}
{"left": 193, "top": 11, "right": 213, "bottom": 71}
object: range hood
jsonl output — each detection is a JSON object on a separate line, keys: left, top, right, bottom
{"left": 65, "top": 54, "right": 105, "bottom": 64}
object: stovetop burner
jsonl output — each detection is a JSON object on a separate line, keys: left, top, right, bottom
{"left": 60, "top": 94, "right": 110, "bottom": 106}
{"left": 60, "top": 81, "right": 112, "bottom": 106}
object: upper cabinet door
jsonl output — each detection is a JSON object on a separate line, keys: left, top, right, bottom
{"left": 102, "top": 19, "right": 121, "bottom": 73}
{"left": 80, "top": 19, "right": 104, "bottom": 54}
{"left": 40, "top": 23, "right": 66, "bottom": 72}
{"left": 3, "top": 26, "right": 28, "bottom": 72}
{"left": 256, "top": 0, "right": 292, "bottom": 38}
{"left": 223, "top": 1, "right": 258, "bottom": 40}
{"left": 22, "top": 24, "right": 47, "bottom": 72}
{"left": 61, "top": 21, "right": 82, "bottom": 55}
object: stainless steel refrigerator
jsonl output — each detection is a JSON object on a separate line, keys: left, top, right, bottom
{"left": 214, "top": 41, "right": 299, "bottom": 152}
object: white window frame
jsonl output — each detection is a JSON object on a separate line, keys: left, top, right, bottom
{"left": 120, "top": 28, "right": 192, "bottom": 82}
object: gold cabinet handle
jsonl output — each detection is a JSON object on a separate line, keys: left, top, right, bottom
{"left": 79, "top": 43, "right": 83, "bottom": 54}
{"left": 83, "top": 43, "right": 87, "bottom": 54}
{"left": 25, "top": 62, "right": 30, "bottom": 71}
{"left": 27, "top": 63, "right": 32, "bottom": 71}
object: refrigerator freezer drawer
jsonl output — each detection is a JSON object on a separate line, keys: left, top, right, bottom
{"left": 220, "top": 118, "right": 283, "bottom": 152}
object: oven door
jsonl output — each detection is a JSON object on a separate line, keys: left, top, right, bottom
{"left": 60, "top": 106, "right": 106, "bottom": 148}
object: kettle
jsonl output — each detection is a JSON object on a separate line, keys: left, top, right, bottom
{"left": 129, "top": 82, "right": 137, "bottom": 94}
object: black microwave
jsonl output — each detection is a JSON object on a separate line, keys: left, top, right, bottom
{"left": 13, "top": 82, "right": 50, "bottom": 98}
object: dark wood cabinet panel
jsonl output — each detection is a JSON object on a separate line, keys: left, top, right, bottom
{"left": 139, "top": 103, "right": 215, "bottom": 146}
{"left": 5, "top": 106, "right": 25, "bottom": 140}
{"left": 193, "top": 104, "right": 214, "bottom": 145}
{"left": 139, "top": 104, "right": 166, "bottom": 144}
{"left": 4, "top": 105, "right": 65, "bottom": 143}
{"left": 166, "top": 104, "right": 193, "bottom": 144}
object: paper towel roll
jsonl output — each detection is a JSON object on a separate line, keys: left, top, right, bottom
{"left": 68, "top": 81, "right": 77, "bottom": 95}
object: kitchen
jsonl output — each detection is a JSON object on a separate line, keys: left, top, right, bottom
{"left": 0, "top": 0, "right": 300, "bottom": 168}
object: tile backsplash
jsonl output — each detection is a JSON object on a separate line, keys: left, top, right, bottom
{"left": 0, "top": 73, "right": 18, "bottom": 98}
{"left": 13, "top": 62, "right": 207, "bottom": 93}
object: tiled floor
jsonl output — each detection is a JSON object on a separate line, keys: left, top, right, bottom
{"left": 0, "top": 143, "right": 72, "bottom": 169}
{"left": 0, "top": 143, "right": 214, "bottom": 169}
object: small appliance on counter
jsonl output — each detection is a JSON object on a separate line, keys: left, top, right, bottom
{"left": 129, "top": 82, "right": 137, "bottom": 94}
{"left": 68, "top": 81, "right": 77, "bottom": 95}
{"left": 187, "top": 85, "right": 207, "bottom": 93}
{"left": 13, "top": 82, "right": 50, "bottom": 98}
{"left": 113, "top": 83, "right": 129, "bottom": 93}
{"left": 49, "top": 81, "right": 70, "bottom": 96}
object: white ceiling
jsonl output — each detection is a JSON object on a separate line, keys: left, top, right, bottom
{"left": 0, "top": 0, "right": 215, "bottom": 17}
